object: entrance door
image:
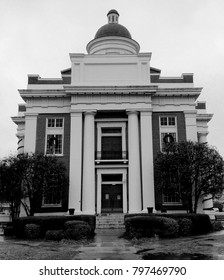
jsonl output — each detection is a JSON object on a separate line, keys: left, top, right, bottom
{"left": 101, "top": 184, "right": 123, "bottom": 213}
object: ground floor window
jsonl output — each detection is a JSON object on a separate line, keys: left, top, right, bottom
{"left": 46, "top": 134, "right": 63, "bottom": 155}
{"left": 42, "top": 188, "right": 62, "bottom": 207}
{"left": 163, "top": 194, "right": 182, "bottom": 205}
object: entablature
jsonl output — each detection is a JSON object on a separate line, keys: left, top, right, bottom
{"left": 156, "top": 87, "right": 202, "bottom": 98}
{"left": 64, "top": 85, "right": 157, "bottom": 95}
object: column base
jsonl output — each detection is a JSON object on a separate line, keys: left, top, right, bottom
{"left": 81, "top": 211, "right": 96, "bottom": 215}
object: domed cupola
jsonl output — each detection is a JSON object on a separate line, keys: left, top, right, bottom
{"left": 86, "top": 10, "right": 140, "bottom": 55}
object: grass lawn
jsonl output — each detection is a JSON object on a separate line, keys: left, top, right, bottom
{"left": 0, "top": 237, "right": 91, "bottom": 260}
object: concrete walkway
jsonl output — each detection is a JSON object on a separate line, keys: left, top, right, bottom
{"left": 73, "top": 229, "right": 140, "bottom": 260}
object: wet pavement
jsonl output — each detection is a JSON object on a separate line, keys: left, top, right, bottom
{"left": 74, "top": 229, "right": 139, "bottom": 260}
{"left": 73, "top": 229, "right": 224, "bottom": 260}
{"left": 1, "top": 227, "right": 224, "bottom": 260}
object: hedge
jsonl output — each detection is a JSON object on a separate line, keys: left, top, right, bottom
{"left": 63, "top": 222, "right": 92, "bottom": 240}
{"left": 12, "top": 215, "right": 96, "bottom": 238}
{"left": 125, "top": 216, "right": 179, "bottom": 238}
{"left": 125, "top": 213, "right": 212, "bottom": 237}
{"left": 45, "top": 230, "right": 64, "bottom": 241}
{"left": 24, "top": 224, "right": 41, "bottom": 239}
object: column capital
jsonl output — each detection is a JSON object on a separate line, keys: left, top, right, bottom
{"left": 198, "top": 132, "right": 209, "bottom": 136}
{"left": 126, "top": 110, "right": 139, "bottom": 116}
{"left": 24, "top": 113, "right": 38, "bottom": 118}
{"left": 84, "top": 110, "right": 97, "bottom": 116}
{"left": 184, "top": 110, "right": 197, "bottom": 116}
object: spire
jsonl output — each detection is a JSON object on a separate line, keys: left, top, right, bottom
{"left": 107, "top": 9, "right": 119, "bottom": 24}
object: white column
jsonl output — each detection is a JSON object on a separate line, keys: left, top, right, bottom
{"left": 24, "top": 113, "right": 38, "bottom": 153}
{"left": 184, "top": 111, "right": 198, "bottom": 141}
{"left": 82, "top": 111, "right": 96, "bottom": 213}
{"left": 127, "top": 110, "right": 142, "bottom": 212}
{"left": 198, "top": 132, "right": 208, "bottom": 143}
{"left": 68, "top": 111, "right": 83, "bottom": 213}
{"left": 140, "top": 110, "right": 155, "bottom": 211}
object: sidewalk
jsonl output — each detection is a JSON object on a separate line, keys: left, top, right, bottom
{"left": 73, "top": 229, "right": 140, "bottom": 260}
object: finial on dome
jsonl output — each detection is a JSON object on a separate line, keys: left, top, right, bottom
{"left": 107, "top": 9, "right": 119, "bottom": 24}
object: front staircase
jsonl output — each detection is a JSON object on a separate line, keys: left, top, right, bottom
{"left": 96, "top": 213, "right": 125, "bottom": 229}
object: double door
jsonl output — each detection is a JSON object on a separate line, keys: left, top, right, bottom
{"left": 101, "top": 184, "right": 122, "bottom": 213}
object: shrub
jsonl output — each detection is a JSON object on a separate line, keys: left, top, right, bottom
{"left": 178, "top": 218, "right": 193, "bottom": 236}
{"left": 64, "top": 223, "right": 92, "bottom": 240}
{"left": 64, "top": 220, "right": 87, "bottom": 230}
{"left": 3, "top": 226, "right": 14, "bottom": 236}
{"left": 24, "top": 224, "right": 41, "bottom": 239}
{"left": 125, "top": 213, "right": 212, "bottom": 236}
{"left": 45, "top": 230, "right": 64, "bottom": 241}
{"left": 125, "top": 216, "right": 179, "bottom": 239}
{"left": 13, "top": 215, "right": 96, "bottom": 238}
{"left": 212, "top": 221, "right": 223, "bottom": 231}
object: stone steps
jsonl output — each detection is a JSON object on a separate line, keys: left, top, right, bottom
{"left": 96, "top": 214, "right": 125, "bottom": 229}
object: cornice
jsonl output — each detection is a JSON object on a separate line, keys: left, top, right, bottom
{"left": 11, "top": 116, "right": 25, "bottom": 125}
{"left": 64, "top": 85, "right": 158, "bottom": 95}
{"left": 18, "top": 89, "right": 67, "bottom": 99}
{"left": 196, "top": 113, "right": 213, "bottom": 122}
{"left": 156, "top": 87, "right": 202, "bottom": 98}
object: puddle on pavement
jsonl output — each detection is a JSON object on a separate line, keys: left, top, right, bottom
{"left": 142, "top": 252, "right": 213, "bottom": 260}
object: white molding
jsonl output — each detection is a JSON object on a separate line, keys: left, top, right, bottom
{"left": 96, "top": 168, "right": 127, "bottom": 214}
{"left": 96, "top": 122, "right": 126, "bottom": 159}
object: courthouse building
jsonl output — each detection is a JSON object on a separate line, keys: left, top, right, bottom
{"left": 12, "top": 10, "right": 213, "bottom": 215}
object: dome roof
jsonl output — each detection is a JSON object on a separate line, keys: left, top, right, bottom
{"left": 107, "top": 9, "right": 119, "bottom": 16}
{"left": 94, "top": 23, "right": 132, "bottom": 39}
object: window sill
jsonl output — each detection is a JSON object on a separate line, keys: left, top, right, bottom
{"left": 95, "top": 159, "right": 128, "bottom": 164}
{"left": 41, "top": 204, "right": 62, "bottom": 208}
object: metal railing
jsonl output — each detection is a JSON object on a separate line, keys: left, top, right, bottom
{"left": 96, "top": 151, "right": 128, "bottom": 160}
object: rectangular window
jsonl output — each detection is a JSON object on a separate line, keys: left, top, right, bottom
{"left": 46, "top": 134, "right": 63, "bottom": 155}
{"left": 168, "top": 117, "right": 175, "bottom": 126}
{"left": 42, "top": 189, "right": 62, "bottom": 207}
{"left": 160, "top": 116, "right": 176, "bottom": 126}
{"left": 163, "top": 194, "right": 181, "bottom": 204}
{"left": 160, "top": 116, "right": 177, "bottom": 152}
{"left": 161, "top": 132, "right": 177, "bottom": 152}
{"left": 48, "top": 118, "right": 63, "bottom": 128}
{"left": 48, "top": 118, "right": 55, "bottom": 127}
{"left": 160, "top": 117, "right": 168, "bottom": 126}
{"left": 96, "top": 122, "right": 127, "bottom": 161}
{"left": 46, "top": 118, "right": 64, "bottom": 155}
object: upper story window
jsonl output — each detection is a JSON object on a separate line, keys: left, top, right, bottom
{"left": 160, "top": 116, "right": 177, "bottom": 152}
{"left": 45, "top": 118, "right": 64, "bottom": 155}
{"left": 160, "top": 116, "right": 176, "bottom": 126}
{"left": 96, "top": 122, "right": 127, "bottom": 161}
{"left": 47, "top": 118, "right": 63, "bottom": 128}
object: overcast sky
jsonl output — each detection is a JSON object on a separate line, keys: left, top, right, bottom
{"left": 0, "top": 0, "right": 224, "bottom": 159}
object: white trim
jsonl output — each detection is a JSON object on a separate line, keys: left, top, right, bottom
{"left": 45, "top": 117, "right": 64, "bottom": 156}
{"left": 96, "top": 122, "right": 127, "bottom": 160}
{"left": 96, "top": 169, "right": 127, "bottom": 214}
{"left": 159, "top": 116, "right": 178, "bottom": 152}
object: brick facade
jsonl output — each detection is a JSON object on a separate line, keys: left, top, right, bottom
{"left": 152, "top": 111, "right": 187, "bottom": 210}
{"left": 35, "top": 113, "right": 70, "bottom": 212}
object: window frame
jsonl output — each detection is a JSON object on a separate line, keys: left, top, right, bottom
{"left": 162, "top": 194, "right": 182, "bottom": 205}
{"left": 45, "top": 117, "right": 64, "bottom": 156}
{"left": 159, "top": 116, "right": 178, "bottom": 152}
{"left": 96, "top": 122, "right": 127, "bottom": 160}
